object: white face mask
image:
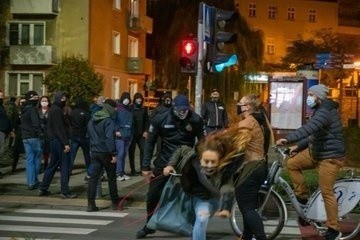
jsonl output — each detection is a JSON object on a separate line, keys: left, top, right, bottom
{"left": 122, "top": 98, "right": 130, "bottom": 105}
{"left": 306, "top": 95, "right": 317, "bottom": 108}
{"left": 41, "top": 101, "right": 49, "bottom": 107}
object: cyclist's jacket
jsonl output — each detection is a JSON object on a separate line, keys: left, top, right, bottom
{"left": 285, "top": 99, "right": 345, "bottom": 160}
{"left": 167, "top": 145, "right": 261, "bottom": 211}
{"left": 142, "top": 108, "right": 204, "bottom": 171}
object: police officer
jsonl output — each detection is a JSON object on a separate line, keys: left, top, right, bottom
{"left": 136, "top": 94, "right": 204, "bottom": 239}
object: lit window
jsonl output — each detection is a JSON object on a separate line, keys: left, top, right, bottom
{"left": 128, "top": 36, "right": 138, "bottom": 57}
{"left": 309, "top": 9, "right": 316, "bottom": 22}
{"left": 287, "top": 7, "right": 295, "bottom": 21}
{"left": 114, "top": 0, "right": 121, "bottom": 10}
{"left": 249, "top": 3, "right": 256, "bottom": 17}
{"left": 268, "top": 6, "right": 277, "bottom": 19}
{"left": 130, "top": 0, "right": 139, "bottom": 17}
{"left": 9, "top": 22, "right": 45, "bottom": 46}
{"left": 113, "top": 31, "right": 121, "bottom": 55}
{"left": 266, "top": 38, "right": 275, "bottom": 55}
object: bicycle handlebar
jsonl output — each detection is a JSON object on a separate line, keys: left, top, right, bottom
{"left": 272, "top": 145, "right": 290, "bottom": 158}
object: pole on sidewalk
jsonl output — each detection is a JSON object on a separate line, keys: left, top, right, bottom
{"left": 194, "top": 2, "right": 205, "bottom": 115}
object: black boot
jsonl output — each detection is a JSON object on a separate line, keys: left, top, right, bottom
{"left": 87, "top": 200, "right": 99, "bottom": 212}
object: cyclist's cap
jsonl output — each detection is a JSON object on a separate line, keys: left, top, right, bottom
{"left": 308, "top": 84, "right": 329, "bottom": 100}
{"left": 173, "top": 94, "right": 190, "bottom": 110}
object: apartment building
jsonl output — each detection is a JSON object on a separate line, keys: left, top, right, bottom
{"left": 2, "top": 0, "right": 152, "bottom": 99}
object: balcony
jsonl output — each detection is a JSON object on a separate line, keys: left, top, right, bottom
{"left": 11, "top": 0, "right": 59, "bottom": 15}
{"left": 126, "top": 57, "right": 152, "bottom": 75}
{"left": 10, "top": 45, "right": 55, "bottom": 65}
{"left": 128, "top": 15, "right": 153, "bottom": 34}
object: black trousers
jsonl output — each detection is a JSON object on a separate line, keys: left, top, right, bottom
{"left": 87, "top": 152, "right": 119, "bottom": 203}
{"left": 235, "top": 161, "right": 268, "bottom": 240}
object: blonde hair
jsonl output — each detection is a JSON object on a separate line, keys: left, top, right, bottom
{"left": 242, "top": 94, "right": 261, "bottom": 112}
{"left": 197, "top": 126, "right": 252, "bottom": 170}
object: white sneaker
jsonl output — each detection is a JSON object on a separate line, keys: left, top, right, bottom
{"left": 117, "top": 175, "right": 125, "bottom": 181}
{"left": 123, "top": 174, "right": 131, "bottom": 180}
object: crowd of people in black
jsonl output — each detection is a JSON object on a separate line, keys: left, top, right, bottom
{"left": 0, "top": 84, "right": 345, "bottom": 240}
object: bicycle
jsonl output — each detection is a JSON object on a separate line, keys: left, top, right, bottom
{"left": 230, "top": 146, "right": 360, "bottom": 240}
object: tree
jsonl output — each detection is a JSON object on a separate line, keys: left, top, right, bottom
{"left": 44, "top": 55, "right": 103, "bottom": 104}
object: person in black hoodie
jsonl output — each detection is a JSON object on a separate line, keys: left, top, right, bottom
{"left": 21, "top": 91, "right": 42, "bottom": 190}
{"left": 69, "top": 97, "right": 91, "bottom": 178}
{"left": 39, "top": 91, "right": 77, "bottom": 199}
{"left": 87, "top": 99, "right": 120, "bottom": 212}
{"left": 128, "top": 92, "right": 149, "bottom": 175}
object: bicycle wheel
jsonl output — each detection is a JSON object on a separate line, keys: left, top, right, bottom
{"left": 230, "top": 189, "right": 286, "bottom": 240}
{"left": 339, "top": 201, "right": 360, "bottom": 240}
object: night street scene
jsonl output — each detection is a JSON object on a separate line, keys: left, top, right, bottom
{"left": 0, "top": 0, "right": 359, "bottom": 240}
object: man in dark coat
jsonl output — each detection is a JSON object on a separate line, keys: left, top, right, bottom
{"left": 136, "top": 94, "right": 204, "bottom": 238}
{"left": 87, "top": 99, "right": 120, "bottom": 212}
{"left": 21, "top": 91, "right": 42, "bottom": 189}
{"left": 201, "top": 89, "right": 228, "bottom": 134}
{"left": 0, "top": 90, "right": 11, "bottom": 178}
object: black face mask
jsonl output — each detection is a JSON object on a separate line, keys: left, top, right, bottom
{"left": 163, "top": 98, "right": 172, "bottom": 107}
{"left": 237, "top": 105, "right": 244, "bottom": 115}
{"left": 60, "top": 100, "right": 66, "bottom": 108}
{"left": 0, "top": 99, "right": 3, "bottom": 105}
{"left": 30, "top": 99, "right": 38, "bottom": 106}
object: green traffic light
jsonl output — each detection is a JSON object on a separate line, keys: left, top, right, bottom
{"left": 214, "top": 54, "right": 237, "bottom": 72}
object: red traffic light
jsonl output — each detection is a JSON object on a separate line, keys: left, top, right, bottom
{"left": 182, "top": 40, "right": 197, "bottom": 56}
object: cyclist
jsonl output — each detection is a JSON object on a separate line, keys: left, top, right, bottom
{"left": 276, "top": 84, "right": 345, "bottom": 240}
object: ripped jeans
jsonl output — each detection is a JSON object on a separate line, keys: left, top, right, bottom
{"left": 192, "top": 196, "right": 219, "bottom": 240}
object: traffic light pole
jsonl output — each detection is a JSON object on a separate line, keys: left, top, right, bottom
{"left": 194, "top": 3, "right": 205, "bottom": 115}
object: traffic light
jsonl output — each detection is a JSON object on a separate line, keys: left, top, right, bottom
{"left": 207, "top": 7, "right": 238, "bottom": 72}
{"left": 180, "top": 39, "right": 198, "bottom": 73}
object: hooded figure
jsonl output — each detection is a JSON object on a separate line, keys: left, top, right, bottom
{"left": 87, "top": 99, "right": 120, "bottom": 212}
{"left": 118, "top": 92, "right": 131, "bottom": 107}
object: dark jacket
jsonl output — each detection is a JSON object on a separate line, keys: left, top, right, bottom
{"left": 142, "top": 109, "right": 204, "bottom": 171}
{"left": 285, "top": 99, "right": 345, "bottom": 160}
{"left": 87, "top": 103, "right": 116, "bottom": 155}
{"left": 70, "top": 99, "right": 90, "bottom": 138}
{"left": 201, "top": 101, "right": 228, "bottom": 128}
{"left": 168, "top": 145, "right": 257, "bottom": 211}
{"left": 114, "top": 104, "right": 133, "bottom": 139}
{"left": 132, "top": 103, "right": 149, "bottom": 137}
{"left": 0, "top": 104, "right": 11, "bottom": 134}
{"left": 20, "top": 103, "right": 42, "bottom": 139}
{"left": 47, "top": 92, "right": 70, "bottom": 146}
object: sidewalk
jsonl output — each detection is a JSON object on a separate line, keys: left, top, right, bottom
{"left": 0, "top": 149, "right": 147, "bottom": 209}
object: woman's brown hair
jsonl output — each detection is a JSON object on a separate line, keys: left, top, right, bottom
{"left": 197, "top": 126, "right": 252, "bottom": 170}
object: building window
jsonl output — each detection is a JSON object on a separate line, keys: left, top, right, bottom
{"left": 112, "top": 76, "right": 120, "bottom": 99}
{"left": 130, "top": 0, "right": 139, "bottom": 17}
{"left": 266, "top": 38, "right": 275, "bottom": 55}
{"left": 8, "top": 21, "right": 45, "bottom": 46}
{"left": 128, "top": 36, "right": 138, "bottom": 57}
{"left": 287, "top": 7, "right": 295, "bottom": 21}
{"left": 113, "top": 31, "right": 121, "bottom": 55}
{"left": 6, "top": 72, "right": 44, "bottom": 97}
{"left": 268, "top": 6, "right": 277, "bottom": 19}
{"left": 114, "top": 0, "right": 121, "bottom": 10}
{"left": 249, "top": 3, "right": 256, "bottom": 17}
{"left": 309, "top": 9, "right": 316, "bottom": 22}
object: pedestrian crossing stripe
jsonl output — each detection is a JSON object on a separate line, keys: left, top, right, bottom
{"left": 5, "top": 208, "right": 128, "bottom": 218}
{"left": 0, "top": 215, "right": 112, "bottom": 225}
{"left": 0, "top": 224, "right": 96, "bottom": 234}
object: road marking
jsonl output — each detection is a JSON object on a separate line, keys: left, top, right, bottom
{"left": 0, "top": 215, "right": 112, "bottom": 225}
{"left": 0, "top": 225, "right": 96, "bottom": 234}
{"left": 12, "top": 208, "right": 128, "bottom": 217}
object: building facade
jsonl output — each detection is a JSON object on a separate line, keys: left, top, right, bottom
{"left": 1, "top": 0, "right": 152, "bottom": 99}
